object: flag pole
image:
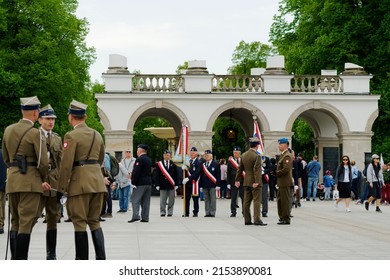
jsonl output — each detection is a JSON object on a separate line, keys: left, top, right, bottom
{"left": 181, "top": 124, "right": 187, "bottom": 217}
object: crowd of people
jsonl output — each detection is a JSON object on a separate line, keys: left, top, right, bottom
{"left": 1, "top": 96, "right": 389, "bottom": 260}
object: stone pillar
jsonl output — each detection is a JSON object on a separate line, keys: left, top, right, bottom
{"left": 262, "top": 55, "right": 293, "bottom": 94}
{"left": 337, "top": 132, "right": 373, "bottom": 171}
{"left": 102, "top": 54, "right": 135, "bottom": 93}
{"left": 104, "top": 130, "right": 134, "bottom": 157}
{"left": 188, "top": 131, "right": 214, "bottom": 153}
{"left": 340, "top": 63, "right": 373, "bottom": 94}
{"left": 262, "top": 131, "right": 294, "bottom": 158}
{"left": 182, "top": 60, "right": 214, "bottom": 93}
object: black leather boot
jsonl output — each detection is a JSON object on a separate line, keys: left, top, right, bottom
{"left": 91, "top": 228, "right": 106, "bottom": 260}
{"left": 74, "top": 231, "right": 89, "bottom": 260}
{"left": 10, "top": 231, "right": 17, "bottom": 260}
{"left": 15, "top": 233, "right": 31, "bottom": 260}
{"left": 46, "top": 229, "right": 57, "bottom": 260}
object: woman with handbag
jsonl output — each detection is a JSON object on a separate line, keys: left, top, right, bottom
{"left": 334, "top": 155, "right": 353, "bottom": 212}
{"left": 365, "top": 154, "right": 385, "bottom": 212}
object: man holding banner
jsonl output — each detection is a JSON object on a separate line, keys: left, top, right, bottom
{"left": 199, "top": 150, "right": 220, "bottom": 217}
{"left": 182, "top": 147, "right": 201, "bottom": 217}
{"left": 155, "top": 150, "right": 179, "bottom": 217}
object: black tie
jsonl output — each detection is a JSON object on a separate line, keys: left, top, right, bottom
{"left": 166, "top": 160, "right": 169, "bottom": 169}
{"left": 189, "top": 159, "right": 193, "bottom": 166}
{"left": 206, "top": 162, "right": 209, "bottom": 168}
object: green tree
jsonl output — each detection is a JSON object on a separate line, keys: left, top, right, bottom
{"left": 228, "top": 40, "right": 276, "bottom": 74}
{"left": 292, "top": 118, "right": 314, "bottom": 160}
{"left": 270, "top": 0, "right": 390, "bottom": 162}
{"left": 212, "top": 117, "right": 246, "bottom": 160}
{"left": 0, "top": 0, "right": 97, "bottom": 140}
{"left": 133, "top": 117, "right": 170, "bottom": 165}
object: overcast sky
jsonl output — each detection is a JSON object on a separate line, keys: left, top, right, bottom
{"left": 76, "top": 0, "right": 280, "bottom": 82}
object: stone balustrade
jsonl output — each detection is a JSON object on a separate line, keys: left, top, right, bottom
{"left": 102, "top": 55, "right": 372, "bottom": 94}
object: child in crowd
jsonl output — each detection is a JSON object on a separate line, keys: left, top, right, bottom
{"left": 323, "top": 170, "right": 334, "bottom": 200}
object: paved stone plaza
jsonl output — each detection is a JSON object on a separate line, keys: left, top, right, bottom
{"left": 1, "top": 196, "right": 389, "bottom": 260}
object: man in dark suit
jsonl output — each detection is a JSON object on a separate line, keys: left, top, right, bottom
{"left": 37, "top": 104, "right": 63, "bottom": 259}
{"left": 0, "top": 149, "right": 7, "bottom": 235}
{"left": 128, "top": 144, "right": 152, "bottom": 223}
{"left": 235, "top": 137, "right": 266, "bottom": 226}
{"left": 59, "top": 100, "right": 107, "bottom": 259}
{"left": 261, "top": 156, "right": 271, "bottom": 218}
{"left": 276, "top": 138, "right": 293, "bottom": 225}
{"left": 227, "top": 146, "right": 244, "bottom": 217}
{"left": 155, "top": 150, "right": 179, "bottom": 217}
{"left": 2, "top": 96, "right": 50, "bottom": 259}
{"left": 199, "top": 150, "right": 220, "bottom": 217}
{"left": 182, "top": 147, "right": 202, "bottom": 217}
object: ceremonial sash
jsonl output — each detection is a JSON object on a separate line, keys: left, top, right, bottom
{"left": 216, "top": 188, "right": 220, "bottom": 198}
{"left": 187, "top": 169, "right": 199, "bottom": 196}
{"left": 202, "top": 164, "right": 217, "bottom": 185}
{"left": 229, "top": 157, "right": 245, "bottom": 178}
{"left": 157, "top": 161, "right": 175, "bottom": 187}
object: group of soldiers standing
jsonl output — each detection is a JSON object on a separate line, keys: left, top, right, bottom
{"left": 1, "top": 96, "right": 107, "bottom": 260}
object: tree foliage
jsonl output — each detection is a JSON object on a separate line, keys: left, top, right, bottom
{"left": 212, "top": 117, "right": 246, "bottom": 160}
{"left": 270, "top": 0, "right": 390, "bottom": 162}
{"left": 133, "top": 117, "right": 170, "bottom": 165}
{"left": 0, "top": 0, "right": 98, "bottom": 141}
{"left": 228, "top": 40, "right": 276, "bottom": 74}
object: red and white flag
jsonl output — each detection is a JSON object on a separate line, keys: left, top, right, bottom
{"left": 253, "top": 120, "right": 265, "bottom": 155}
{"left": 173, "top": 124, "right": 189, "bottom": 164}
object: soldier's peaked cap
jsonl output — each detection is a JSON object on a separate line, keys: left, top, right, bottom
{"left": 138, "top": 144, "right": 149, "bottom": 151}
{"left": 204, "top": 149, "right": 212, "bottom": 155}
{"left": 163, "top": 149, "right": 171, "bottom": 154}
{"left": 249, "top": 137, "right": 260, "bottom": 144}
{"left": 190, "top": 147, "right": 198, "bottom": 152}
{"left": 20, "top": 96, "right": 41, "bottom": 110}
{"left": 233, "top": 146, "right": 241, "bottom": 151}
{"left": 68, "top": 99, "right": 87, "bottom": 116}
{"left": 39, "top": 104, "right": 56, "bottom": 118}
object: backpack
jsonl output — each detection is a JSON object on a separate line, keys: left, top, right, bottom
{"left": 109, "top": 154, "right": 119, "bottom": 177}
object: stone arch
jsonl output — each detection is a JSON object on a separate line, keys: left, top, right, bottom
{"left": 365, "top": 109, "right": 379, "bottom": 133}
{"left": 97, "top": 107, "right": 111, "bottom": 130}
{"left": 285, "top": 101, "right": 350, "bottom": 134}
{"left": 127, "top": 100, "right": 190, "bottom": 135}
{"left": 206, "top": 100, "right": 271, "bottom": 135}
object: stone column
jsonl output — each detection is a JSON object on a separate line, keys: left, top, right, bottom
{"left": 262, "top": 131, "right": 294, "bottom": 158}
{"left": 188, "top": 131, "right": 214, "bottom": 153}
{"left": 104, "top": 130, "right": 134, "bottom": 157}
{"left": 340, "top": 63, "right": 373, "bottom": 94}
{"left": 102, "top": 54, "right": 135, "bottom": 93}
{"left": 337, "top": 132, "right": 373, "bottom": 171}
{"left": 182, "top": 60, "right": 214, "bottom": 93}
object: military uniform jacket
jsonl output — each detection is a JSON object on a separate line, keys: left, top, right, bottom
{"left": 276, "top": 150, "right": 293, "bottom": 188}
{"left": 58, "top": 123, "right": 106, "bottom": 196}
{"left": 43, "top": 131, "right": 63, "bottom": 197}
{"left": 155, "top": 160, "right": 179, "bottom": 190}
{"left": 227, "top": 157, "right": 243, "bottom": 186}
{"left": 199, "top": 160, "right": 221, "bottom": 189}
{"left": 185, "top": 158, "right": 201, "bottom": 184}
{"left": 2, "top": 119, "right": 49, "bottom": 193}
{"left": 235, "top": 149, "right": 262, "bottom": 187}
{"left": 132, "top": 154, "right": 152, "bottom": 186}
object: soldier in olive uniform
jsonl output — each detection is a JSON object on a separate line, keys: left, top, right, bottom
{"left": 37, "top": 105, "right": 63, "bottom": 259}
{"left": 276, "top": 138, "right": 293, "bottom": 225}
{"left": 235, "top": 137, "right": 267, "bottom": 226}
{"left": 59, "top": 100, "right": 107, "bottom": 260}
{"left": 2, "top": 96, "right": 50, "bottom": 260}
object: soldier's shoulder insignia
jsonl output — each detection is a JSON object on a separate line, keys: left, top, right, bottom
{"left": 63, "top": 141, "right": 71, "bottom": 149}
